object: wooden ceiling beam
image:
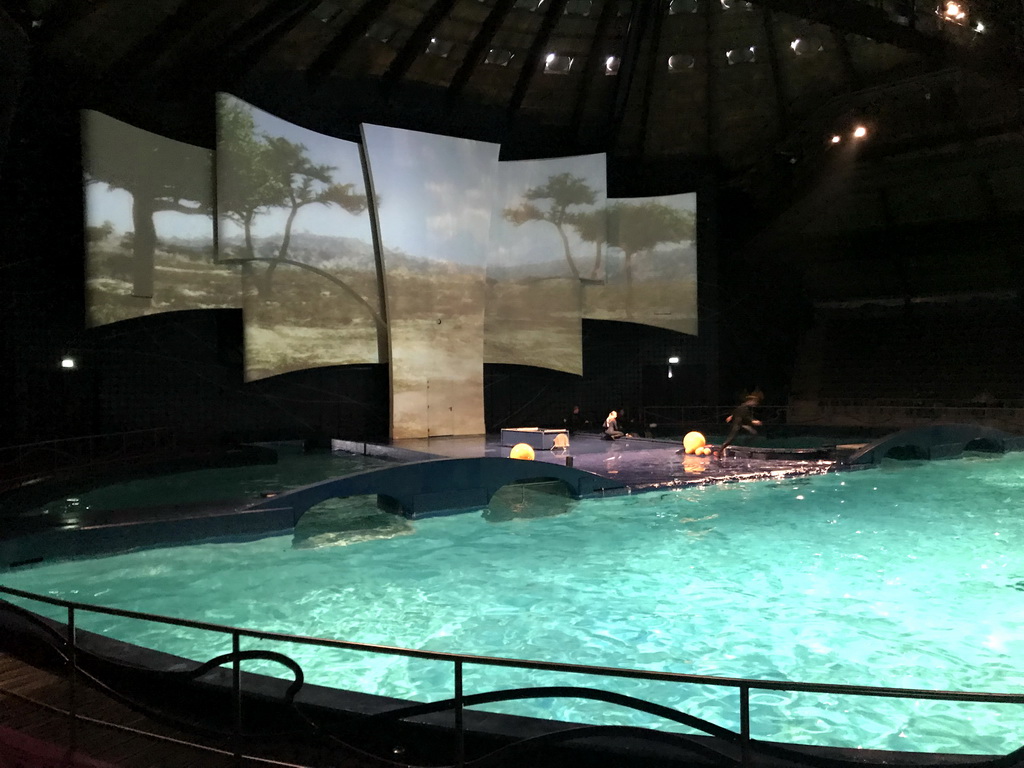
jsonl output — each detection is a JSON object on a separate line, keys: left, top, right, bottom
{"left": 445, "top": 0, "right": 519, "bottom": 109}
{"left": 307, "top": 0, "right": 396, "bottom": 86}
{"left": 605, "top": 0, "right": 662, "bottom": 153}
{"left": 506, "top": 0, "right": 573, "bottom": 120}
{"left": 381, "top": 0, "right": 461, "bottom": 99}
{"left": 569, "top": 0, "right": 620, "bottom": 146}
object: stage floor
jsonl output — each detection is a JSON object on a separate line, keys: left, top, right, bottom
{"left": 391, "top": 433, "right": 838, "bottom": 492}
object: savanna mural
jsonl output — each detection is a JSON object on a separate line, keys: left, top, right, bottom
{"left": 217, "top": 94, "right": 383, "bottom": 381}
{"left": 486, "top": 158, "right": 605, "bottom": 376}
{"left": 362, "top": 124, "right": 499, "bottom": 439}
{"left": 83, "top": 111, "right": 240, "bottom": 327}
{"left": 83, "top": 102, "right": 698, "bottom": 439}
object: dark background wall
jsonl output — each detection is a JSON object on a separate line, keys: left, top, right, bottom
{"left": 3, "top": 63, "right": 802, "bottom": 449}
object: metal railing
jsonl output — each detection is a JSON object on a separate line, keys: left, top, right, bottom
{"left": 640, "top": 405, "right": 793, "bottom": 431}
{"left": 0, "top": 428, "right": 177, "bottom": 492}
{"left": 2, "top": 584, "right": 1022, "bottom": 768}
{"left": 641, "top": 402, "right": 1024, "bottom": 434}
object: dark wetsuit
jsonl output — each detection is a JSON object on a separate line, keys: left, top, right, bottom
{"left": 720, "top": 400, "right": 758, "bottom": 453}
{"left": 565, "top": 409, "right": 584, "bottom": 435}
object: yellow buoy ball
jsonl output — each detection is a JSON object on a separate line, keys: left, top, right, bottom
{"left": 682, "top": 431, "right": 706, "bottom": 455}
{"left": 699, "top": 446, "right": 712, "bottom": 456}
{"left": 509, "top": 443, "right": 536, "bottom": 460}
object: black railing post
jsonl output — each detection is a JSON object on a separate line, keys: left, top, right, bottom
{"left": 740, "top": 684, "right": 751, "bottom": 768}
{"left": 233, "top": 631, "right": 242, "bottom": 765}
{"left": 454, "top": 660, "right": 465, "bottom": 768}
{"left": 67, "top": 605, "right": 78, "bottom": 755}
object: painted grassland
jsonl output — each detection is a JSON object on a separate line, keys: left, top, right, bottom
{"left": 483, "top": 277, "right": 582, "bottom": 375}
{"left": 242, "top": 260, "right": 383, "bottom": 381}
{"left": 85, "top": 238, "right": 240, "bottom": 327}
{"left": 386, "top": 267, "right": 486, "bottom": 438}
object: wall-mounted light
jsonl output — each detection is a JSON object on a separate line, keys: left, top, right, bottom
{"left": 943, "top": 1, "right": 966, "bottom": 20}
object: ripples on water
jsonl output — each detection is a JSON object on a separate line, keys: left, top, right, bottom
{"left": 4, "top": 452, "right": 1024, "bottom": 754}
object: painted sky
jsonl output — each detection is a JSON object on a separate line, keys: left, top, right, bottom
{"left": 362, "top": 124, "right": 500, "bottom": 264}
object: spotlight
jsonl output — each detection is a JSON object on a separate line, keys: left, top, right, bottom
{"left": 941, "top": 1, "right": 966, "bottom": 20}
{"left": 974, "top": 21, "right": 985, "bottom": 32}
{"left": 830, "top": 134, "right": 842, "bottom": 144}
{"left": 668, "top": 356, "right": 680, "bottom": 364}
{"left": 853, "top": 125, "right": 868, "bottom": 139}
{"left": 60, "top": 357, "right": 76, "bottom": 369}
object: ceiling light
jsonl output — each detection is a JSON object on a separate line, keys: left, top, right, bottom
{"left": 543, "top": 53, "right": 573, "bottom": 74}
{"left": 942, "top": 1, "right": 966, "bottom": 20}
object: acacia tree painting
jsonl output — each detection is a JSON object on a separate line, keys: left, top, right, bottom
{"left": 85, "top": 113, "right": 213, "bottom": 297}
{"left": 565, "top": 208, "right": 607, "bottom": 281}
{"left": 217, "top": 99, "right": 286, "bottom": 261}
{"left": 257, "top": 135, "right": 368, "bottom": 297}
{"left": 503, "top": 172, "right": 598, "bottom": 281}
{"left": 217, "top": 96, "right": 385, "bottom": 377}
{"left": 217, "top": 100, "right": 369, "bottom": 298}
{"left": 610, "top": 200, "right": 697, "bottom": 311}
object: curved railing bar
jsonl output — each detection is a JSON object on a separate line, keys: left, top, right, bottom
{"left": 4, "top": 585, "right": 1022, "bottom": 707}
{"left": 0, "top": 600, "right": 311, "bottom": 742}
{"left": 0, "top": 598, "right": 439, "bottom": 768}
{"left": 3, "top": 586, "right": 1024, "bottom": 768}
{"left": 367, "top": 685, "right": 740, "bottom": 742}
{"left": 178, "top": 649, "right": 305, "bottom": 703}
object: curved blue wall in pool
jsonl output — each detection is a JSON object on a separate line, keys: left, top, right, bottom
{"left": 248, "top": 456, "right": 627, "bottom": 522}
{"left": 0, "top": 457, "right": 625, "bottom": 568}
{"left": 843, "top": 424, "right": 1024, "bottom": 465}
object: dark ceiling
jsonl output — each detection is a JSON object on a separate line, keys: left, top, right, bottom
{"left": 2, "top": 0, "right": 1023, "bottom": 241}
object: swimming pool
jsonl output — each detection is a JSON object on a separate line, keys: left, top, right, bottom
{"left": 3, "top": 450, "right": 1024, "bottom": 755}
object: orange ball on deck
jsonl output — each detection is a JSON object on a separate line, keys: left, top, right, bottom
{"left": 509, "top": 443, "right": 536, "bottom": 460}
{"left": 682, "top": 431, "right": 706, "bottom": 455}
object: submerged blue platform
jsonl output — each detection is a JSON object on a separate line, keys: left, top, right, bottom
{"left": 1, "top": 424, "right": 1022, "bottom": 570}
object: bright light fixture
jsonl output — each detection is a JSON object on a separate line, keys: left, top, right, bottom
{"left": 668, "top": 356, "right": 680, "bottom": 364}
{"left": 853, "top": 125, "right": 868, "bottom": 139}
{"left": 61, "top": 357, "right": 76, "bottom": 369}
{"left": 546, "top": 52, "right": 556, "bottom": 64}
{"left": 830, "top": 134, "right": 842, "bottom": 144}
{"left": 975, "top": 21, "right": 985, "bottom": 32}
{"left": 943, "top": 1, "right": 966, "bottom": 20}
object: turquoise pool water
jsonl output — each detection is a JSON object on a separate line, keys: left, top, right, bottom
{"left": 4, "top": 451, "right": 1024, "bottom": 754}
